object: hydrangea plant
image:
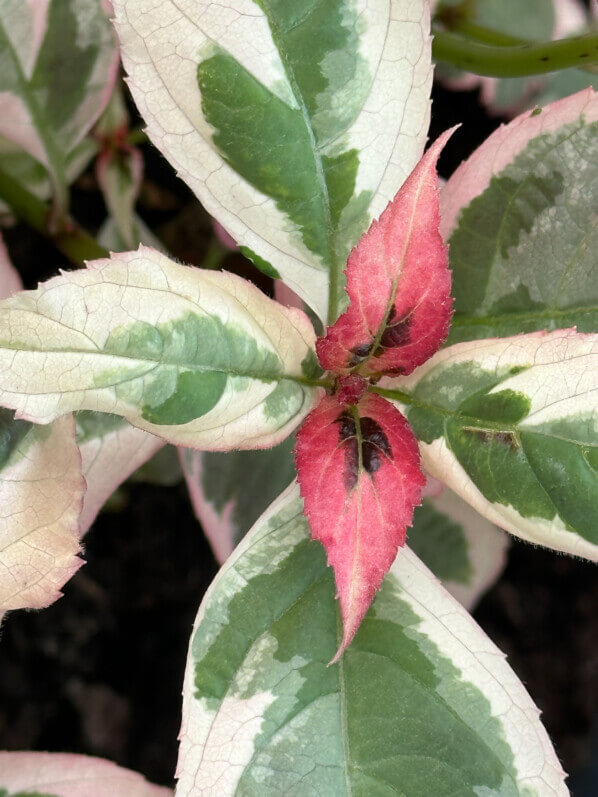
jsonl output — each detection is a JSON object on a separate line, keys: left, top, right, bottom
{"left": 0, "top": 0, "right": 597, "bottom": 793}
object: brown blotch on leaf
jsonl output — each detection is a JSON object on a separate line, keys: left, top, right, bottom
{"left": 336, "top": 411, "right": 393, "bottom": 490}
{"left": 470, "top": 428, "right": 520, "bottom": 451}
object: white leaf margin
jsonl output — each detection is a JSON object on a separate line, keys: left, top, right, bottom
{"left": 113, "top": 0, "right": 433, "bottom": 320}
{"left": 440, "top": 87, "right": 598, "bottom": 240}
{"left": 391, "top": 328, "right": 598, "bottom": 560}
{"left": 0, "top": 247, "right": 320, "bottom": 450}
{"left": 177, "top": 481, "right": 567, "bottom": 796}
{"left": 0, "top": 414, "right": 85, "bottom": 611}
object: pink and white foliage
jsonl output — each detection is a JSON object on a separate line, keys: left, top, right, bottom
{"left": 79, "top": 424, "right": 164, "bottom": 535}
{"left": 296, "top": 393, "right": 424, "bottom": 661}
{"left": 440, "top": 88, "right": 598, "bottom": 240}
{"left": 317, "top": 129, "right": 455, "bottom": 377}
{"left": 296, "top": 133, "right": 453, "bottom": 660}
{"left": 0, "top": 240, "right": 84, "bottom": 613}
{"left": 0, "top": 752, "right": 171, "bottom": 796}
{"left": 0, "top": 0, "right": 118, "bottom": 174}
{"left": 0, "top": 415, "right": 85, "bottom": 612}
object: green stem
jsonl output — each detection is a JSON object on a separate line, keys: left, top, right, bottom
{"left": 443, "top": 20, "right": 524, "bottom": 47}
{"left": 369, "top": 385, "right": 415, "bottom": 406}
{"left": 0, "top": 165, "right": 108, "bottom": 264}
{"left": 432, "top": 29, "right": 598, "bottom": 77}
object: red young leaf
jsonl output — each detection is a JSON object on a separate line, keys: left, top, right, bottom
{"left": 295, "top": 392, "right": 425, "bottom": 662}
{"left": 317, "top": 128, "right": 456, "bottom": 377}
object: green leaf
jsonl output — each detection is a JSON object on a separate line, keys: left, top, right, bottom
{"left": 0, "top": 0, "right": 117, "bottom": 211}
{"left": 440, "top": 89, "right": 598, "bottom": 342}
{"left": 386, "top": 328, "right": 598, "bottom": 560}
{"left": 410, "top": 490, "right": 509, "bottom": 609}
{"left": 113, "top": 0, "right": 433, "bottom": 322}
{"left": 181, "top": 435, "right": 296, "bottom": 563}
{"left": 177, "top": 483, "right": 566, "bottom": 795}
{"left": 0, "top": 248, "right": 319, "bottom": 450}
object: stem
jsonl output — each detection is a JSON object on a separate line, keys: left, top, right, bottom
{"left": 369, "top": 385, "right": 414, "bottom": 406}
{"left": 0, "top": 165, "right": 108, "bottom": 264}
{"left": 444, "top": 20, "right": 523, "bottom": 47}
{"left": 432, "top": 29, "right": 598, "bottom": 77}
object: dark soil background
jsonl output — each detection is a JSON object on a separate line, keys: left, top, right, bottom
{"left": 0, "top": 81, "right": 596, "bottom": 793}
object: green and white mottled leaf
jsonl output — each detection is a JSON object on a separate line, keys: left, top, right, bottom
{"left": 0, "top": 247, "right": 319, "bottom": 450}
{"left": 0, "top": 752, "right": 171, "bottom": 797}
{"left": 0, "top": 135, "right": 98, "bottom": 216}
{"left": 0, "top": 241, "right": 85, "bottom": 611}
{"left": 180, "top": 436, "right": 295, "bottom": 563}
{"left": 410, "top": 489, "right": 510, "bottom": 610}
{"left": 440, "top": 88, "right": 598, "bottom": 343}
{"left": 177, "top": 482, "right": 566, "bottom": 796}
{"left": 97, "top": 145, "right": 144, "bottom": 250}
{"left": 76, "top": 411, "right": 164, "bottom": 533}
{"left": 0, "top": 0, "right": 118, "bottom": 209}
{"left": 388, "top": 328, "right": 598, "bottom": 560}
{"left": 97, "top": 213, "right": 165, "bottom": 253}
{"left": 113, "top": 0, "right": 433, "bottom": 321}
{"left": 0, "top": 413, "right": 85, "bottom": 611}
{"left": 95, "top": 83, "right": 146, "bottom": 249}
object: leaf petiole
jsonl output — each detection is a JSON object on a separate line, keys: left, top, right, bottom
{"left": 432, "top": 29, "right": 598, "bottom": 77}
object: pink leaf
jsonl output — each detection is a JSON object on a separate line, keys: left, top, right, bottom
{"left": 295, "top": 392, "right": 424, "bottom": 662}
{"left": 317, "top": 129, "right": 456, "bottom": 377}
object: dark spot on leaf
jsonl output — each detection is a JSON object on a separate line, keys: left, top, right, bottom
{"left": 349, "top": 342, "right": 373, "bottom": 366}
{"left": 471, "top": 428, "right": 519, "bottom": 451}
{"left": 360, "top": 417, "right": 392, "bottom": 475}
{"left": 335, "top": 412, "right": 392, "bottom": 490}
{"left": 336, "top": 410, "right": 356, "bottom": 441}
{"left": 376, "top": 306, "right": 413, "bottom": 352}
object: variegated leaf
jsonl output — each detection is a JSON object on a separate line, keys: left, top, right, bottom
{"left": 317, "top": 130, "right": 454, "bottom": 376}
{"left": 97, "top": 145, "right": 144, "bottom": 250}
{"left": 0, "top": 752, "right": 170, "bottom": 796}
{"left": 0, "top": 0, "right": 118, "bottom": 210}
{"left": 76, "top": 411, "right": 164, "bottom": 534}
{"left": 180, "top": 436, "right": 296, "bottom": 564}
{"left": 0, "top": 244, "right": 84, "bottom": 612}
{"left": 95, "top": 83, "right": 145, "bottom": 249}
{"left": 441, "top": 88, "right": 598, "bottom": 343}
{"left": 0, "top": 413, "right": 84, "bottom": 611}
{"left": 385, "top": 328, "right": 598, "bottom": 560}
{"left": 0, "top": 248, "right": 319, "bottom": 450}
{"left": 0, "top": 134, "right": 98, "bottom": 215}
{"left": 409, "top": 489, "right": 510, "bottom": 610}
{"left": 113, "top": 0, "right": 433, "bottom": 322}
{"left": 177, "top": 482, "right": 566, "bottom": 796}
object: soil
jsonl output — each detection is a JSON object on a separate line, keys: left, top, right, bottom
{"left": 0, "top": 83, "right": 596, "bottom": 793}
